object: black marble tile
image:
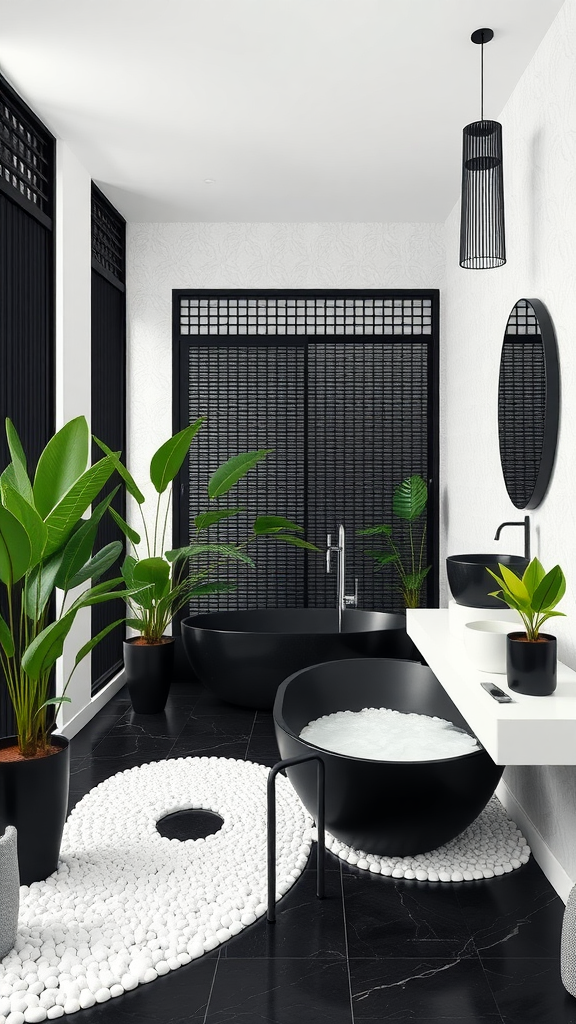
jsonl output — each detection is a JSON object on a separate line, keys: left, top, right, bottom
{"left": 343, "top": 872, "right": 475, "bottom": 959}
{"left": 109, "top": 704, "right": 193, "bottom": 739}
{"left": 192, "top": 690, "right": 245, "bottom": 716}
{"left": 482, "top": 956, "right": 576, "bottom": 1023}
{"left": 62, "top": 952, "right": 218, "bottom": 1024}
{"left": 68, "top": 715, "right": 120, "bottom": 757}
{"left": 349, "top": 955, "right": 500, "bottom": 1020}
{"left": 168, "top": 738, "right": 250, "bottom": 760}
{"left": 86, "top": 729, "right": 176, "bottom": 760}
{"left": 221, "top": 869, "right": 346, "bottom": 959}
{"left": 177, "top": 711, "right": 256, "bottom": 739}
{"left": 456, "top": 860, "right": 566, "bottom": 958}
{"left": 205, "top": 957, "right": 353, "bottom": 1023}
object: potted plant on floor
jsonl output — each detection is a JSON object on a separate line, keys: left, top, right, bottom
{"left": 357, "top": 474, "right": 430, "bottom": 608}
{"left": 0, "top": 416, "right": 138, "bottom": 884}
{"left": 486, "top": 557, "right": 566, "bottom": 695}
{"left": 95, "top": 417, "right": 316, "bottom": 714}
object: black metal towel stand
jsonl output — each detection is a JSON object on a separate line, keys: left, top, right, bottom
{"left": 266, "top": 754, "right": 326, "bottom": 924}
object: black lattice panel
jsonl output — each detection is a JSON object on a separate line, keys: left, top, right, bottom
{"left": 187, "top": 345, "right": 306, "bottom": 612}
{"left": 0, "top": 88, "right": 51, "bottom": 217}
{"left": 498, "top": 339, "right": 545, "bottom": 508}
{"left": 92, "top": 186, "right": 125, "bottom": 284}
{"left": 307, "top": 342, "right": 429, "bottom": 612}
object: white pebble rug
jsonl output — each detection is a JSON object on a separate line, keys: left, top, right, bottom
{"left": 0, "top": 757, "right": 313, "bottom": 1023}
{"left": 322, "top": 796, "right": 531, "bottom": 882}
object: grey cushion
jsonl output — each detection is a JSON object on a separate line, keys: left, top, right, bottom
{"left": 0, "top": 825, "right": 19, "bottom": 960}
{"left": 561, "top": 883, "right": 576, "bottom": 997}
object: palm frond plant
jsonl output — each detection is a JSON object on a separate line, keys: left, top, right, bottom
{"left": 357, "top": 474, "right": 430, "bottom": 609}
{"left": 0, "top": 417, "right": 139, "bottom": 757}
{"left": 95, "top": 417, "right": 318, "bottom": 643}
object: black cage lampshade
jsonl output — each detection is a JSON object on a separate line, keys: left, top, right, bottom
{"left": 459, "top": 29, "right": 506, "bottom": 269}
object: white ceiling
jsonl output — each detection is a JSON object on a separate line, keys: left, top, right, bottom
{"left": 0, "top": 0, "right": 566, "bottom": 223}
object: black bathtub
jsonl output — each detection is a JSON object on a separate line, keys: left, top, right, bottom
{"left": 273, "top": 658, "right": 504, "bottom": 856}
{"left": 181, "top": 608, "right": 416, "bottom": 710}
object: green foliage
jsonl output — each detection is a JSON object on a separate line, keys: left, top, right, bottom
{"left": 486, "top": 557, "right": 566, "bottom": 641}
{"left": 0, "top": 417, "right": 133, "bottom": 756}
{"left": 114, "top": 418, "right": 318, "bottom": 643}
{"left": 358, "top": 474, "right": 430, "bottom": 609}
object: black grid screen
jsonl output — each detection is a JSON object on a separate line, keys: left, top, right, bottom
{"left": 0, "top": 79, "right": 52, "bottom": 221}
{"left": 498, "top": 300, "right": 545, "bottom": 508}
{"left": 92, "top": 186, "right": 125, "bottom": 286}
{"left": 176, "top": 291, "right": 437, "bottom": 615}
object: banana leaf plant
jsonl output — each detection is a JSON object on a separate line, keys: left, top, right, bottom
{"left": 0, "top": 417, "right": 141, "bottom": 757}
{"left": 95, "top": 417, "right": 318, "bottom": 644}
{"left": 357, "top": 474, "right": 430, "bottom": 609}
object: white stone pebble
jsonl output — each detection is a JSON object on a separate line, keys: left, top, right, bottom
{"left": 0, "top": 758, "right": 313, "bottom": 1020}
{"left": 324, "top": 796, "right": 529, "bottom": 883}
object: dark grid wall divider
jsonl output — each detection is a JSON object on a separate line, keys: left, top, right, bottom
{"left": 498, "top": 299, "right": 545, "bottom": 509}
{"left": 174, "top": 290, "right": 438, "bottom": 615}
{"left": 0, "top": 75, "right": 54, "bottom": 739}
{"left": 90, "top": 184, "right": 126, "bottom": 693}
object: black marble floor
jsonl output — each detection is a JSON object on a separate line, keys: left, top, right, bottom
{"left": 66, "top": 670, "right": 576, "bottom": 1024}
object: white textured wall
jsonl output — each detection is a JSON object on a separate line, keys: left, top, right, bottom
{"left": 126, "top": 221, "right": 445, "bottom": 538}
{"left": 442, "top": 0, "right": 576, "bottom": 884}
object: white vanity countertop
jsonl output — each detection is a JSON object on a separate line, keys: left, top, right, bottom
{"left": 406, "top": 608, "right": 576, "bottom": 765}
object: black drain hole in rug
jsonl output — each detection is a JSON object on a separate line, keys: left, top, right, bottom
{"left": 156, "top": 809, "right": 224, "bottom": 842}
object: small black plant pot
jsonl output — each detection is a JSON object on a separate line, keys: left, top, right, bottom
{"left": 507, "top": 632, "right": 557, "bottom": 696}
{"left": 123, "top": 637, "right": 174, "bottom": 713}
{"left": 0, "top": 735, "right": 70, "bottom": 885}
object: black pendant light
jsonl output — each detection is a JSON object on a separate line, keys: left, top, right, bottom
{"left": 459, "top": 28, "right": 506, "bottom": 269}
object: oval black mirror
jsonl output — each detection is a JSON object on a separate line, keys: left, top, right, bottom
{"left": 498, "top": 298, "right": 559, "bottom": 510}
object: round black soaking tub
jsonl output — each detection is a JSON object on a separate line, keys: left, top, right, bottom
{"left": 273, "top": 658, "right": 504, "bottom": 856}
{"left": 181, "top": 608, "right": 416, "bottom": 710}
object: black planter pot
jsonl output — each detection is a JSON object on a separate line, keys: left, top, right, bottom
{"left": 507, "top": 632, "right": 557, "bottom": 696}
{"left": 123, "top": 637, "right": 174, "bottom": 713}
{"left": 0, "top": 735, "right": 70, "bottom": 885}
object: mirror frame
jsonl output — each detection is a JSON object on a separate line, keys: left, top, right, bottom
{"left": 498, "top": 297, "right": 560, "bottom": 510}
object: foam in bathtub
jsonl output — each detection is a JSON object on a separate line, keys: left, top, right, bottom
{"left": 300, "top": 707, "right": 481, "bottom": 761}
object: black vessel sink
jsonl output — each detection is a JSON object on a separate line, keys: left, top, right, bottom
{"left": 446, "top": 553, "right": 529, "bottom": 608}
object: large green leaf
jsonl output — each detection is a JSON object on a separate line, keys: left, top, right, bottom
{"left": 0, "top": 505, "right": 32, "bottom": 585}
{"left": 25, "top": 549, "right": 66, "bottom": 621}
{"left": 43, "top": 455, "right": 117, "bottom": 556}
{"left": 403, "top": 567, "right": 431, "bottom": 589}
{"left": 365, "top": 550, "right": 398, "bottom": 566}
{"left": 71, "top": 618, "right": 126, "bottom": 674}
{"left": 208, "top": 450, "right": 272, "bottom": 500}
{"left": 187, "top": 581, "right": 237, "bottom": 597}
{"left": 262, "top": 534, "right": 319, "bottom": 550}
{"left": 33, "top": 417, "right": 89, "bottom": 518}
{"left": 65, "top": 541, "right": 123, "bottom": 590}
{"left": 121, "top": 555, "right": 137, "bottom": 586}
{"left": 150, "top": 418, "right": 205, "bottom": 495}
{"left": 5, "top": 419, "right": 34, "bottom": 503}
{"left": 392, "top": 475, "right": 428, "bottom": 521}
{"left": 109, "top": 507, "right": 141, "bottom": 545}
{"left": 165, "top": 543, "right": 256, "bottom": 567}
{"left": 133, "top": 557, "right": 171, "bottom": 599}
{"left": 522, "top": 557, "right": 546, "bottom": 599}
{"left": 93, "top": 436, "right": 146, "bottom": 505}
{"left": 54, "top": 489, "right": 119, "bottom": 591}
{"left": 1, "top": 484, "right": 47, "bottom": 567}
{"left": 532, "top": 565, "right": 566, "bottom": 613}
{"left": 498, "top": 563, "right": 530, "bottom": 606}
{"left": 253, "top": 516, "right": 303, "bottom": 535}
{"left": 194, "top": 508, "right": 244, "bottom": 530}
{"left": 22, "top": 611, "right": 76, "bottom": 681}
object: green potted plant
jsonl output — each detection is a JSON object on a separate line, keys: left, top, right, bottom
{"left": 95, "top": 417, "right": 316, "bottom": 713}
{"left": 357, "top": 474, "right": 430, "bottom": 609}
{"left": 0, "top": 416, "right": 137, "bottom": 883}
{"left": 486, "top": 557, "right": 566, "bottom": 695}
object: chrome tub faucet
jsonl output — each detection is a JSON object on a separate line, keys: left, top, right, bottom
{"left": 326, "top": 524, "right": 358, "bottom": 632}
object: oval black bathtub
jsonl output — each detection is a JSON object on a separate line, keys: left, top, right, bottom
{"left": 273, "top": 658, "right": 504, "bottom": 856}
{"left": 181, "top": 608, "right": 416, "bottom": 710}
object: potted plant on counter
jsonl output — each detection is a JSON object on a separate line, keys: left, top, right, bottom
{"left": 357, "top": 474, "right": 430, "bottom": 609}
{"left": 96, "top": 417, "right": 316, "bottom": 714}
{"left": 486, "top": 557, "right": 566, "bottom": 695}
{"left": 0, "top": 416, "right": 137, "bottom": 883}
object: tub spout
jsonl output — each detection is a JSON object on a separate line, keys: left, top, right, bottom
{"left": 494, "top": 515, "right": 531, "bottom": 562}
{"left": 326, "top": 525, "right": 359, "bottom": 632}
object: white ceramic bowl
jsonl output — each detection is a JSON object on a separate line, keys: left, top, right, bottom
{"left": 463, "top": 619, "right": 514, "bottom": 674}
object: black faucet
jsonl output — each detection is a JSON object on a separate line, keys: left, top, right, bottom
{"left": 494, "top": 515, "right": 531, "bottom": 562}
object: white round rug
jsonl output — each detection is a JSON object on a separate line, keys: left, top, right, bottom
{"left": 0, "top": 757, "right": 313, "bottom": 1023}
{"left": 322, "top": 796, "right": 531, "bottom": 881}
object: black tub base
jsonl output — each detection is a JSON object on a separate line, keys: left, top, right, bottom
{"left": 273, "top": 658, "right": 504, "bottom": 857}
